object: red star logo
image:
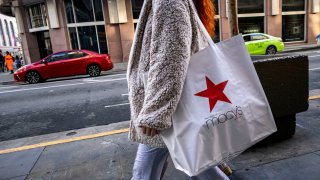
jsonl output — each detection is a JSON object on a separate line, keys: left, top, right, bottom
{"left": 195, "top": 76, "right": 232, "bottom": 112}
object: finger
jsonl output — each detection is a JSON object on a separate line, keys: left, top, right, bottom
{"left": 140, "top": 127, "right": 146, "bottom": 134}
{"left": 146, "top": 127, "right": 151, "bottom": 136}
{"left": 151, "top": 129, "right": 157, "bottom": 137}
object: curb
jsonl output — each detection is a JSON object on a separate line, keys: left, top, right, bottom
{"left": 282, "top": 46, "right": 319, "bottom": 53}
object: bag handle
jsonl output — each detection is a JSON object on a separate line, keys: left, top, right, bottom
{"left": 188, "top": 0, "right": 215, "bottom": 47}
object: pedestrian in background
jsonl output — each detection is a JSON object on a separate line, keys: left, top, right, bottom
{"left": 127, "top": 0, "right": 229, "bottom": 179}
{"left": 5, "top": 51, "right": 14, "bottom": 74}
{"left": 0, "top": 50, "right": 4, "bottom": 72}
{"left": 15, "top": 55, "right": 21, "bottom": 69}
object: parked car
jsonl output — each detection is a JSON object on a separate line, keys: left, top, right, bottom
{"left": 242, "top": 33, "right": 284, "bottom": 55}
{"left": 14, "top": 50, "right": 113, "bottom": 84}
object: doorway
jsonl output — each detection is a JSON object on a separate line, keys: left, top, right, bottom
{"left": 36, "top": 31, "right": 52, "bottom": 59}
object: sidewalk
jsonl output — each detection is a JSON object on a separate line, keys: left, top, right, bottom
{"left": 1, "top": 91, "right": 320, "bottom": 180}
{"left": 283, "top": 43, "right": 319, "bottom": 53}
{"left": 1, "top": 116, "right": 320, "bottom": 180}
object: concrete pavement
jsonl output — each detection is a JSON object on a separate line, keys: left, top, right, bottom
{"left": 0, "top": 95, "right": 320, "bottom": 180}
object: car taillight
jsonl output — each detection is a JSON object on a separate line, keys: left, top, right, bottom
{"left": 105, "top": 55, "right": 112, "bottom": 63}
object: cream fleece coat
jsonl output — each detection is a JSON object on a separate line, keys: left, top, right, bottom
{"left": 127, "top": 0, "right": 207, "bottom": 147}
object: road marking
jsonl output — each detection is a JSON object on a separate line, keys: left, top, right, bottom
{"left": 0, "top": 86, "right": 18, "bottom": 89}
{"left": 0, "top": 78, "right": 126, "bottom": 94}
{"left": 296, "top": 123, "right": 308, "bottom": 129}
{"left": 104, "top": 103, "right": 130, "bottom": 108}
{"left": 309, "top": 55, "right": 320, "bottom": 58}
{"left": 121, "top": 94, "right": 128, "bottom": 96}
{"left": 0, "top": 128, "right": 129, "bottom": 155}
{"left": 309, "top": 67, "right": 320, "bottom": 71}
{"left": 102, "top": 73, "right": 126, "bottom": 77}
{"left": 309, "top": 95, "right": 320, "bottom": 100}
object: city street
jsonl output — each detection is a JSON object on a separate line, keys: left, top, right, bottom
{"left": 0, "top": 49, "right": 319, "bottom": 142}
{"left": 0, "top": 73, "right": 129, "bottom": 141}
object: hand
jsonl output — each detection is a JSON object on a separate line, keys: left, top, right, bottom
{"left": 139, "top": 126, "right": 160, "bottom": 137}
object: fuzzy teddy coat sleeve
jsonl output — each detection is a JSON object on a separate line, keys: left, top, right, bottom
{"left": 137, "top": 0, "right": 192, "bottom": 130}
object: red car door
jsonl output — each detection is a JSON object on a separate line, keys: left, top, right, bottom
{"left": 38, "top": 52, "right": 68, "bottom": 79}
{"left": 63, "top": 51, "right": 88, "bottom": 76}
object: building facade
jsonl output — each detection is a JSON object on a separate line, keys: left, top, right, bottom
{"left": 10, "top": 0, "right": 320, "bottom": 65}
{"left": 0, "top": 12, "right": 20, "bottom": 55}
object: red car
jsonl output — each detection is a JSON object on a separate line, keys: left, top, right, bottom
{"left": 14, "top": 50, "right": 113, "bottom": 84}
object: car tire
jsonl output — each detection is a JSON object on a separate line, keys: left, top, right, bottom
{"left": 26, "top": 71, "right": 41, "bottom": 84}
{"left": 88, "top": 64, "right": 101, "bottom": 77}
{"left": 266, "top": 46, "right": 277, "bottom": 55}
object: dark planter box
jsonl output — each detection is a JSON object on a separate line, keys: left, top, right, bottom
{"left": 253, "top": 55, "right": 309, "bottom": 139}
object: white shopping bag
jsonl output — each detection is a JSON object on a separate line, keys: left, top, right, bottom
{"left": 159, "top": 1, "right": 277, "bottom": 177}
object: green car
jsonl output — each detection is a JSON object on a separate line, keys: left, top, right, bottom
{"left": 243, "top": 33, "right": 285, "bottom": 55}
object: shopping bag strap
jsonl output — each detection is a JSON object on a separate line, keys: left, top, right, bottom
{"left": 188, "top": 0, "right": 215, "bottom": 47}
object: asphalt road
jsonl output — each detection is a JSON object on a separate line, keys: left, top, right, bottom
{"left": 0, "top": 73, "right": 130, "bottom": 141}
{"left": 0, "top": 49, "right": 319, "bottom": 141}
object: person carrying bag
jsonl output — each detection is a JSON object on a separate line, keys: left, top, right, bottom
{"left": 160, "top": 0, "right": 278, "bottom": 177}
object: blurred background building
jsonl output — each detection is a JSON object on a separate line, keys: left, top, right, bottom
{"left": 0, "top": 0, "right": 319, "bottom": 65}
{"left": 0, "top": 7, "right": 21, "bottom": 57}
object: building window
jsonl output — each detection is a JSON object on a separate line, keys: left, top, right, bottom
{"left": 77, "top": 26, "right": 99, "bottom": 53}
{"left": 238, "top": 0, "right": 264, "bottom": 14}
{"left": 65, "top": 0, "right": 107, "bottom": 54}
{"left": 239, "top": 17, "right": 264, "bottom": 34}
{"left": 237, "top": 0, "right": 265, "bottom": 34}
{"left": 213, "top": 19, "right": 220, "bottom": 42}
{"left": 93, "top": 0, "right": 104, "bottom": 21}
{"left": 4, "top": 20, "right": 12, "bottom": 46}
{"left": 10, "top": 21, "right": 16, "bottom": 46}
{"left": 131, "top": 0, "right": 144, "bottom": 19}
{"left": 65, "top": 0, "right": 75, "bottom": 23}
{"left": 68, "top": 27, "right": 78, "bottom": 49}
{"left": 282, "top": 0, "right": 305, "bottom": 42}
{"left": 213, "top": 0, "right": 219, "bottom": 15}
{"left": 74, "top": 0, "right": 94, "bottom": 22}
{"left": 0, "top": 19, "right": 6, "bottom": 46}
{"left": 282, "top": 15, "right": 305, "bottom": 42}
{"left": 27, "top": 3, "right": 48, "bottom": 28}
{"left": 97, "top": 25, "right": 108, "bottom": 54}
{"left": 282, "top": 0, "right": 305, "bottom": 12}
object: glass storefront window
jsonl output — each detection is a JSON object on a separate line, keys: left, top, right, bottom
{"left": 74, "top": 0, "right": 94, "bottom": 23}
{"left": 238, "top": 0, "right": 264, "bottom": 14}
{"left": 27, "top": 3, "right": 48, "bottom": 28}
{"left": 213, "top": 0, "right": 219, "bottom": 15}
{"left": 131, "top": 0, "right": 144, "bottom": 19}
{"left": 239, "top": 17, "right": 264, "bottom": 34}
{"left": 213, "top": 19, "right": 220, "bottom": 42}
{"left": 97, "top": 25, "right": 108, "bottom": 54}
{"left": 68, "top": 27, "right": 79, "bottom": 49}
{"left": 65, "top": 0, "right": 107, "bottom": 54}
{"left": 65, "top": 0, "right": 75, "bottom": 23}
{"left": 282, "top": 15, "right": 305, "bottom": 42}
{"left": 282, "top": 0, "right": 305, "bottom": 12}
{"left": 36, "top": 31, "right": 52, "bottom": 59}
{"left": 93, "top": 0, "right": 104, "bottom": 21}
{"left": 77, "top": 26, "right": 99, "bottom": 53}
